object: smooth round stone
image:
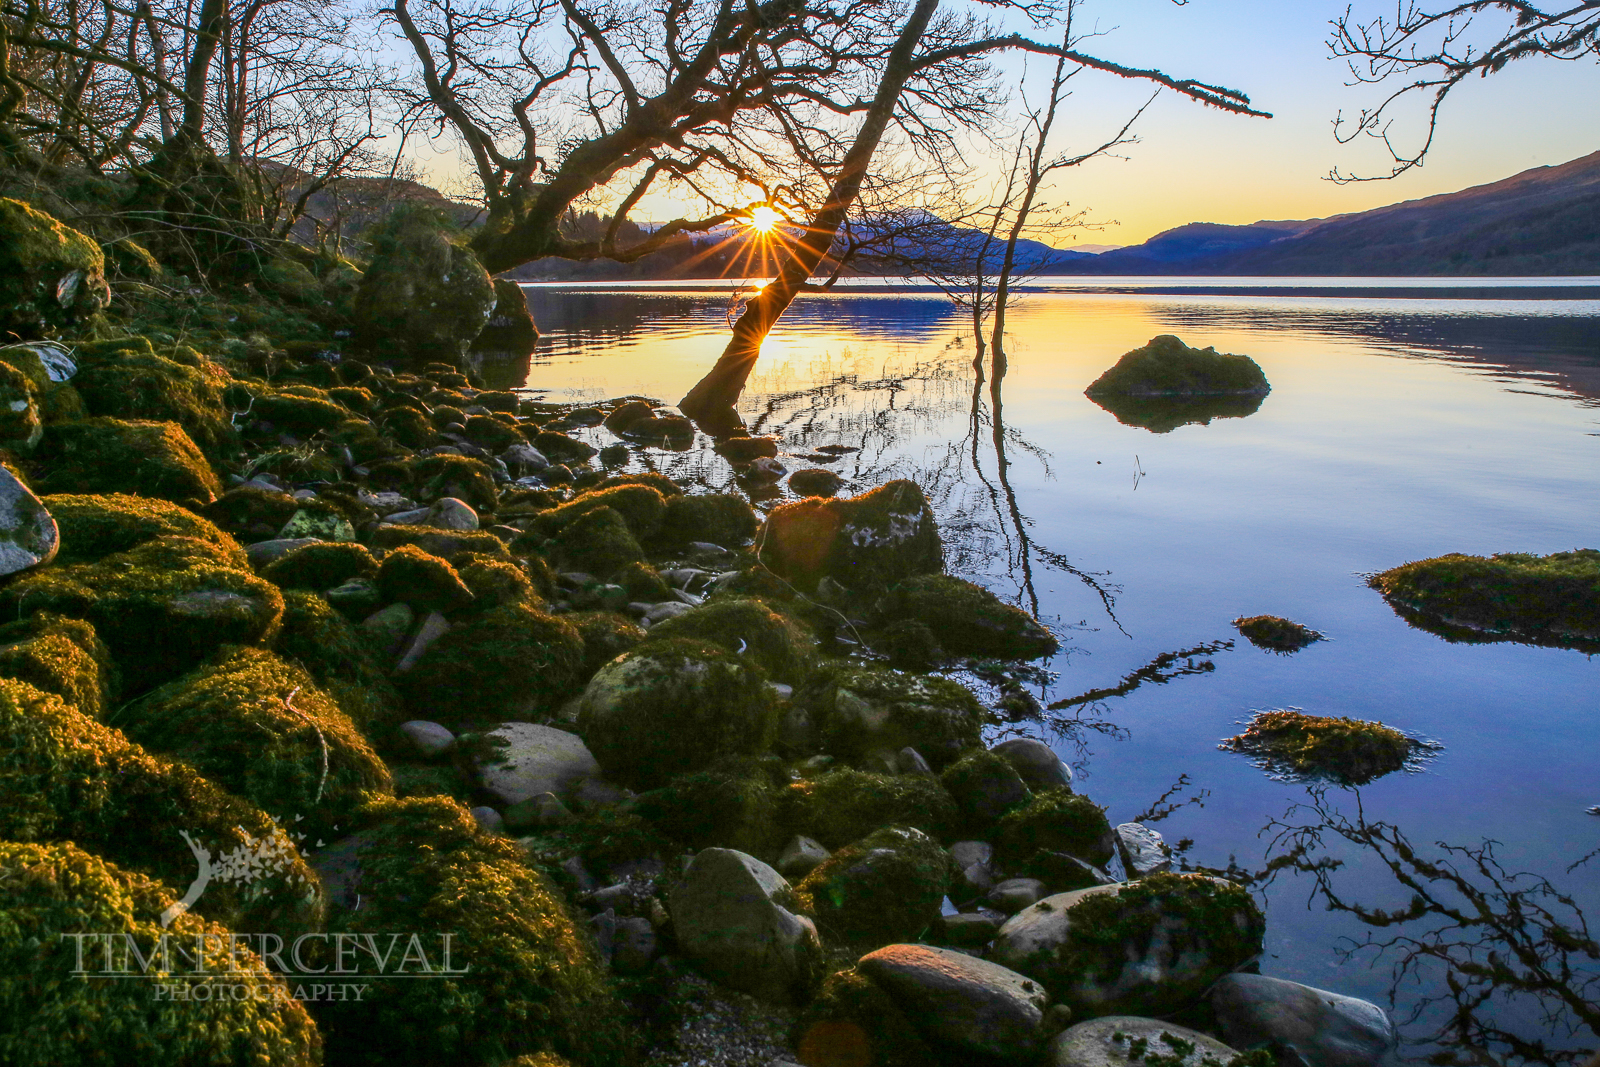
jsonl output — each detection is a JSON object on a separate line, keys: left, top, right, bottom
{"left": 858, "top": 942, "right": 1049, "bottom": 1060}
{"left": 470, "top": 806, "right": 505, "bottom": 833}
{"left": 399, "top": 720, "right": 455, "bottom": 758}
{"left": 1051, "top": 1016, "right": 1240, "bottom": 1067}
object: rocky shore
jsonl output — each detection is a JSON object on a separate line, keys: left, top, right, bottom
{"left": 0, "top": 198, "right": 1413, "bottom": 1067}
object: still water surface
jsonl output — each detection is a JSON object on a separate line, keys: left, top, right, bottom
{"left": 518, "top": 278, "right": 1600, "bottom": 1060}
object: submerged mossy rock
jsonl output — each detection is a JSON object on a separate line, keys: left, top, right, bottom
{"left": 782, "top": 767, "right": 958, "bottom": 849}
{"left": 803, "top": 664, "right": 987, "bottom": 769}
{"left": 795, "top": 825, "right": 951, "bottom": 948}
{"left": 44, "top": 492, "right": 243, "bottom": 565}
{"left": 1233, "top": 614, "right": 1324, "bottom": 653}
{"left": 548, "top": 506, "right": 645, "bottom": 578}
{"left": 353, "top": 207, "right": 497, "bottom": 363}
{"left": 1219, "top": 709, "right": 1419, "bottom": 785}
{"left": 1369, "top": 549, "right": 1600, "bottom": 651}
{"left": 119, "top": 647, "right": 392, "bottom": 834}
{"left": 659, "top": 492, "right": 758, "bottom": 547}
{"left": 644, "top": 596, "right": 816, "bottom": 683}
{"left": 759, "top": 479, "right": 942, "bottom": 592}
{"left": 0, "top": 678, "right": 322, "bottom": 936}
{"left": 313, "top": 795, "right": 635, "bottom": 1067}
{"left": 71, "top": 338, "right": 236, "bottom": 455}
{"left": 529, "top": 484, "right": 667, "bottom": 541}
{"left": 576, "top": 638, "right": 779, "bottom": 790}
{"left": 35, "top": 417, "right": 222, "bottom": 506}
{"left": 0, "top": 198, "right": 111, "bottom": 339}
{"left": 0, "top": 535, "right": 283, "bottom": 689}
{"left": 990, "top": 872, "right": 1265, "bottom": 1017}
{"left": 1086, "top": 335, "right": 1270, "bottom": 398}
{"left": 879, "top": 575, "right": 1058, "bottom": 661}
{"left": 0, "top": 841, "right": 320, "bottom": 1067}
{"left": 0, "top": 613, "right": 114, "bottom": 719}
{"left": 275, "top": 591, "right": 406, "bottom": 737}
{"left": 994, "top": 787, "right": 1115, "bottom": 871}
{"left": 400, "top": 602, "right": 585, "bottom": 724}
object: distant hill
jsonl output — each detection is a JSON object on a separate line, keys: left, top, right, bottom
{"left": 1067, "top": 151, "right": 1600, "bottom": 276}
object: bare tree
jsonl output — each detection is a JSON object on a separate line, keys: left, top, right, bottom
{"left": 1329, "top": 0, "right": 1600, "bottom": 180}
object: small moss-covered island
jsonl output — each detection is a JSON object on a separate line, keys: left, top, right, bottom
{"left": 0, "top": 194, "right": 1405, "bottom": 1067}
{"left": 1084, "top": 335, "right": 1271, "bottom": 433}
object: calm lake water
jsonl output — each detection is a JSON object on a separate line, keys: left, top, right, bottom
{"left": 517, "top": 278, "right": 1600, "bottom": 1060}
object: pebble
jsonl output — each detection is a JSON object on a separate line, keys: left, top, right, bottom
{"left": 399, "top": 720, "right": 455, "bottom": 758}
{"left": 393, "top": 611, "right": 450, "bottom": 672}
{"left": 469, "top": 806, "right": 504, "bottom": 833}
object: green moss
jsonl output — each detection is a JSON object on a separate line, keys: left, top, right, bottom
{"left": 781, "top": 767, "right": 958, "bottom": 849}
{"left": 377, "top": 543, "right": 475, "bottom": 613}
{"left": 199, "top": 485, "right": 300, "bottom": 542}
{"left": 618, "top": 560, "right": 671, "bottom": 602}
{"left": 939, "top": 748, "right": 1032, "bottom": 830}
{"left": 380, "top": 405, "right": 436, "bottom": 448}
{"left": 252, "top": 385, "right": 354, "bottom": 433}
{"left": 632, "top": 756, "right": 785, "bottom": 856}
{"left": 456, "top": 555, "right": 538, "bottom": 613}
{"left": 411, "top": 453, "right": 498, "bottom": 512}
{"left": 525, "top": 806, "right": 671, "bottom": 880}
{"left": 315, "top": 794, "right": 636, "bottom": 1067}
{"left": 563, "top": 611, "right": 645, "bottom": 679}
{"left": 475, "top": 390, "right": 520, "bottom": 412}
{"left": 0, "top": 613, "right": 115, "bottom": 719}
{"left": 390, "top": 761, "right": 471, "bottom": 801}
{"left": 1219, "top": 709, "right": 1419, "bottom": 785}
{"left": 465, "top": 414, "right": 521, "bottom": 451}
{"left": 596, "top": 471, "right": 681, "bottom": 497}
{"left": 804, "top": 664, "right": 988, "bottom": 768}
{"left": 328, "top": 385, "right": 376, "bottom": 413}
{"left": 758, "top": 479, "right": 942, "bottom": 592}
{"left": 548, "top": 506, "right": 645, "bottom": 578}
{"left": 43, "top": 491, "right": 244, "bottom": 565}
{"left": 994, "top": 786, "right": 1114, "bottom": 869}
{"left": 880, "top": 575, "right": 1058, "bottom": 661}
{"left": 1232, "top": 615, "right": 1324, "bottom": 653}
{"left": 576, "top": 638, "right": 778, "bottom": 789}
{"left": 1369, "top": 549, "right": 1600, "bottom": 650}
{"left": 370, "top": 524, "right": 511, "bottom": 561}
{"left": 0, "top": 841, "right": 319, "bottom": 1066}
{"left": 119, "top": 646, "right": 392, "bottom": 836}
{"left": 35, "top": 417, "right": 223, "bottom": 506}
{"left": 71, "top": 340, "right": 237, "bottom": 456}
{"left": 0, "top": 198, "right": 110, "bottom": 339}
{"left": 1085, "top": 335, "right": 1271, "bottom": 398}
{"left": 400, "top": 602, "right": 585, "bottom": 725}
{"left": 0, "top": 341, "right": 86, "bottom": 423}
{"left": 659, "top": 492, "right": 757, "bottom": 547}
{"left": 793, "top": 966, "right": 937, "bottom": 1067}
{"left": 529, "top": 484, "right": 667, "bottom": 541}
{"left": 878, "top": 619, "right": 943, "bottom": 671}
{"left": 352, "top": 204, "right": 498, "bottom": 363}
{"left": 533, "top": 430, "right": 597, "bottom": 465}
{"left": 275, "top": 591, "right": 406, "bottom": 738}
{"left": 644, "top": 596, "right": 816, "bottom": 683}
{"left": 262, "top": 541, "right": 377, "bottom": 591}
{"left": 0, "top": 679, "right": 322, "bottom": 936}
{"left": 0, "top": 361, "right": 40, "bottom": 448}
{"left": 795, "top": 825, "right": 950, "bottom": 948}
{"left": 0, "top": 535, "right": 283, "bottom": 689}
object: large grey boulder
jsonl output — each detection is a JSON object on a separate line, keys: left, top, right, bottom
{"left": 993, "top": 737, "right": 1072, "bottom": 790}
{"left": 1051, "top": 1016, "right": 1241, "bottom": 1067}
{"left": 858, "top": 943, "right": 1050, "bottom": 1061}
{"left": 0, "top": 464, "right": 57, "bottom": 575}
{"left": 670, "top": 848, "right": 823, "bottom": 1004}
{"left": 1210, "top": 974, "right": 1398, "bottom": 1067}
{"left": 1115, "top": 822, "right": 1172, "bottom": 877}
{"left": 476, "top": 721, "right": 604, "bottom": 806}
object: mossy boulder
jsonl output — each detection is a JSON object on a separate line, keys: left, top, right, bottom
{"left": 632, "top": 756, "right": 785, "bottom": 856}
{"left": 1233, "top": 614, "right": 1324, "bottom": 653}
{"left": 0, "top": 198, "right": 111, "bottom": 339}
{"left": 44, "top": 492, "right": 243, "bottom": 565}
{"left": 759, "top": 479, "right": 942, "bottom": 591}
{"left": 548, "top": 506, "right": 645, "bottom": 578}
{"left": 0, "top": 535, "right": 283, "bottom": 689}
{"left": 529, "top": 484, "right": 667, "bottom": 541}
{"left": 1369, "top": 549, "right": 1600, "bottom": 650}
{"left": 370, "top": 523, "right": 510, "bottom": 561}
{"left": 71, "top": 338, "right": 236, "bottom": 455}
{"left": 879, "top": 575, "right": 1058, "bottom": 661}
{"left": 252, "top": 385, "right": 353, "bottom": 434}
{"left": 262, "top": 540, "right": 378, "bottom": 590}
{"left": 994, "top": 787, "right": 1115, "bottom": 870}
{"left": 795, "top": 825, "right": 951, "bottom": 948}
{"left": 940, "top": 748, "right": 1033, "bottom": 830}
{"left": 563, "top": 610, "right": 646, "bottom": 678}
{"left": 472, "top": 277, "right": 540, "bottom": 357}
{"left": 795, "top": 966, "right": 938, "bottom": 1067}
{"left": 618, "top": 560, "right": 671, "bottom": 602}
{"left": 990, "top": 872, "right": 1265, "bottom": 1017}
{"left": 275, "top": 591, "right": 406, "bottom": 737}
{"left": 352, "top": 206, "right": 497, "bottom": 362}
{"left": 1085, "top": 335, "right": 1270, "bottom": 398}
{"left": 803, "top": 664, "right": 987, "bottom": 768}
{"left": 456, "top": 555, "right": 538, "bottom": 612}
{"left": 199, "top": 485, "right": 299, "bottom": 543}
{"left": 377, "top": 543, "right": 475, "bottom": 613}
{"left": 118, "top": 647, "right": 392, "bottom": 835}
{"left": 399, "top": 602, "right": 585, "bottom": 724}
{"left": 658, "top": 491, "right": 758, "bottom": 547}
{"left": 0, "top": 613, "right": 114, "bottom": 719}
{"left": 644, "top": 596, "right": 816, "bottom": 683}
{"left": 0, "top": 361, "right": 41, "bottom": 449}
{"left": 576, "top": 638, "right": 779, "bottom": 789}
{"left": 782, "top": 767, "right": 958, "bottom": 849}
{"left": 0, "top": 841, "right": 319, "bottom": 1067}
{"left": 0, "top": 678, "right": 321, "bottom": 935}
{"left": 411, "top": 453, "right": 499, "bottom": 512}
{"left": 313, "top": 795, "right": 635, "bottom": 1067}
{"left": 35, "top": 417, "right": 222, "bottom": 506}
{"left": 1219, "top": 709, "right": 1420, "bottom": 785}
{"left": 0, "top": 340, "right": 86, "bottom": 423}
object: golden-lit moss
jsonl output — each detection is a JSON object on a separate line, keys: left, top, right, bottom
{"left": 275, "top": 591, "right": 406, "bottom": 738}
{"left": 644, "top": 596, "right": 816, "bottom": 683}
{"left": 0, "top": 613, "right": 115, "bottom": 719}
{"left": 1219, "top": 708, "right": 1419, "bottom": 785}
{"left": 410, "top": 453, "right": 498, "bottom": 512}
{"left": 455, "top": 555, "right": 538, "bottom": 613}
{"left": 71, "top": 337, "right": 237, "bottom": 456}
{"left": 547, "top": 506, "right": 645, "bottom": 578}
{"left": 262, "top": 541, "right": 378, "bottom": 591}
{"left": 659, "top": 492, "right": 757, "bottom": 547}
{"left": 44, "top": 491, "right": 245, "bottom": 565}
{"left": 35, "top": 417, "right": 223, "bottom": 506}
{"left": 1370, "top": 549, "right": 1600, "bottom": 650}
{"left": 529, "top": 484, "right": 667, "bottom": 541}
{"left": 376, "top": 543, "right": 475, "bottom": 613}
{"left": 758, "top": 479, "right": 941, "bottom": 591}
{"left": 0, "top": 198, "right": 110, "bottom": 339}
{"left": 399, "top": 602, "right": 585, "bottom": 724}
{"left": 562, "top": 610, "right": 646, "bottom": 679}
{"left": 781, "top": 767, "right": 958, "bottom": 849}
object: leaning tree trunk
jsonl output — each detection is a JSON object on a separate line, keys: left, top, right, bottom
{"left": 677, "top": 0, "right": 941, "bottom": 427}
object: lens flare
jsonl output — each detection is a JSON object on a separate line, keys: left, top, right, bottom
{"left": 746, "top": 205, "right": 782, "bottom": 233}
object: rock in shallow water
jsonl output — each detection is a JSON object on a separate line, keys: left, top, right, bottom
{"left": 1114, "top": 822, "right": 1172, "bottom": 877}
{"left": 858, "top": 942, "right": 1050, "bottom": 1061}
{"left": 1210, "top": 973, "right": 1398, "bottom": 1067}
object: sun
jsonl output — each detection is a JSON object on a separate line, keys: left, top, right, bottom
{"left": 746, "top": 205, "right": 783, "bottom": 233}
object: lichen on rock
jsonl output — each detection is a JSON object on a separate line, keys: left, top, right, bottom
{"left": 1219, "top": 708, "right": 1423, "bottom": 784}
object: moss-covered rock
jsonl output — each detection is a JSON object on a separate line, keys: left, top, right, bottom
{"left": 35, "top": 417, "right": 222, "bottom": 506}
{"left": 759, "top": 479, "right": 942, "bottom": 592}
{"left": 597, "top": 471, "right": 681, "bottom": 497}
{"left": 0, "top": 613, "right": 114, "bottom": 719}
{"left": 529, "top": 484, "right": 667, "bottom": 541}
{"left": 71, "top": 338, "right": 236, "bottom": 455}
{"left": 399, "top": 602, "right": 585, "bottom": 724}
{"left": 802, "top": 664, "right": 987, "bottom": 769}
{"left": 0, "top": 361, "right": 41, "bottom": 449}
{"left": 993, "top": 787, "right": 1115, "bottom": 870}
{"left": 0, "top": 841, "right": 320, "bottom": 1067}
{"left": 370, "top": 523, "right": 510, "bottom": 561}
{"left": 879, "top": 575, "right": 1058, "bottom": 661}
{"left": 794, "top": 825, "right": 950, "bottom": 948}
{"left": 352, "top": 206, "right": 497, "bottom": 363}
{"left": 465, "top": 414, "right": 521, "bottom": 452}
{"left": 563, "top": 610, "right": 645, "bottom": 679}
{"left": 1219, "top": 709, "right": 1420, "bottom": 785}
{"left": 313, "top": 795, "right": 635, "bottom": 1067}
{"left": 44, "top": 492, "right": 243, "bottom": 565}
{"left": 0, "top": 678, "right": 321, "bottom": 935}
{"left": 0, "top": 535, "right": 283, "bottom": 689}
{"left": 119, "top": 647, "right": 392, "bottom": 835}
{"left": 252, "top": 385, "right": 353, "bottom": 434}
{"left": 533, "top": 430, "right": 597, "bottom": 466}
{"left": 794, "top": 965, "right": 938, "bottom": 1067}
{"left": 1369, "top": 549, "right": 1600, "bottom": 650}
{"left": 644, "top": 596, "right": 816, "bottom": 683}
{"left": 940, "top": 748, "right": 1032, "bottom": 830}
{"left": 472, "top": 279, "right": 540, "bottom": 357}
{"left": 618, "top": 560, "right": 671, "bottom": 602}
{"left": 576, "top": 638, "right": 778, "bottom": 789}
{"left": 456, "top": 555, "right": 538, "bottom": 612}
{"left": 548, "top": 505, "right": 645, "bottom": 578}
{"left": 782, "top": 767, "right": 958, "bottom": 849}
{"left": 412, "top": 453, "right": 499, "bottom": 512}
{"left": 377, "top": 543, "right": 475, "bottom": 614}
{"left": 1085, "top": 335, "right": 1271, "bottom": 398}
{"left": 275, "top": 591, "right": 405, "bottom": 737}
{"left": 1232, "top": 614, "right": 1325, "bottom": 653}
{"left": 0, "top": 198, "right": 111, "bottom": 339}
{"left": 659, "top": 491, "right": 758, "bottom": 547}
{"left": 632, "top": 756, "right": 785, "bottom": 856}
{"left": 199, "top": 485, "right": 300, "bottom": 543}
{"left": 262, "top": 540, "right": 377, "bottom": 590}
{"left": 0, "top": 340, "right": 86, "bottom": 423}
{"left": 990, "top": 872, "right": 1265, "bottom": 1017}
